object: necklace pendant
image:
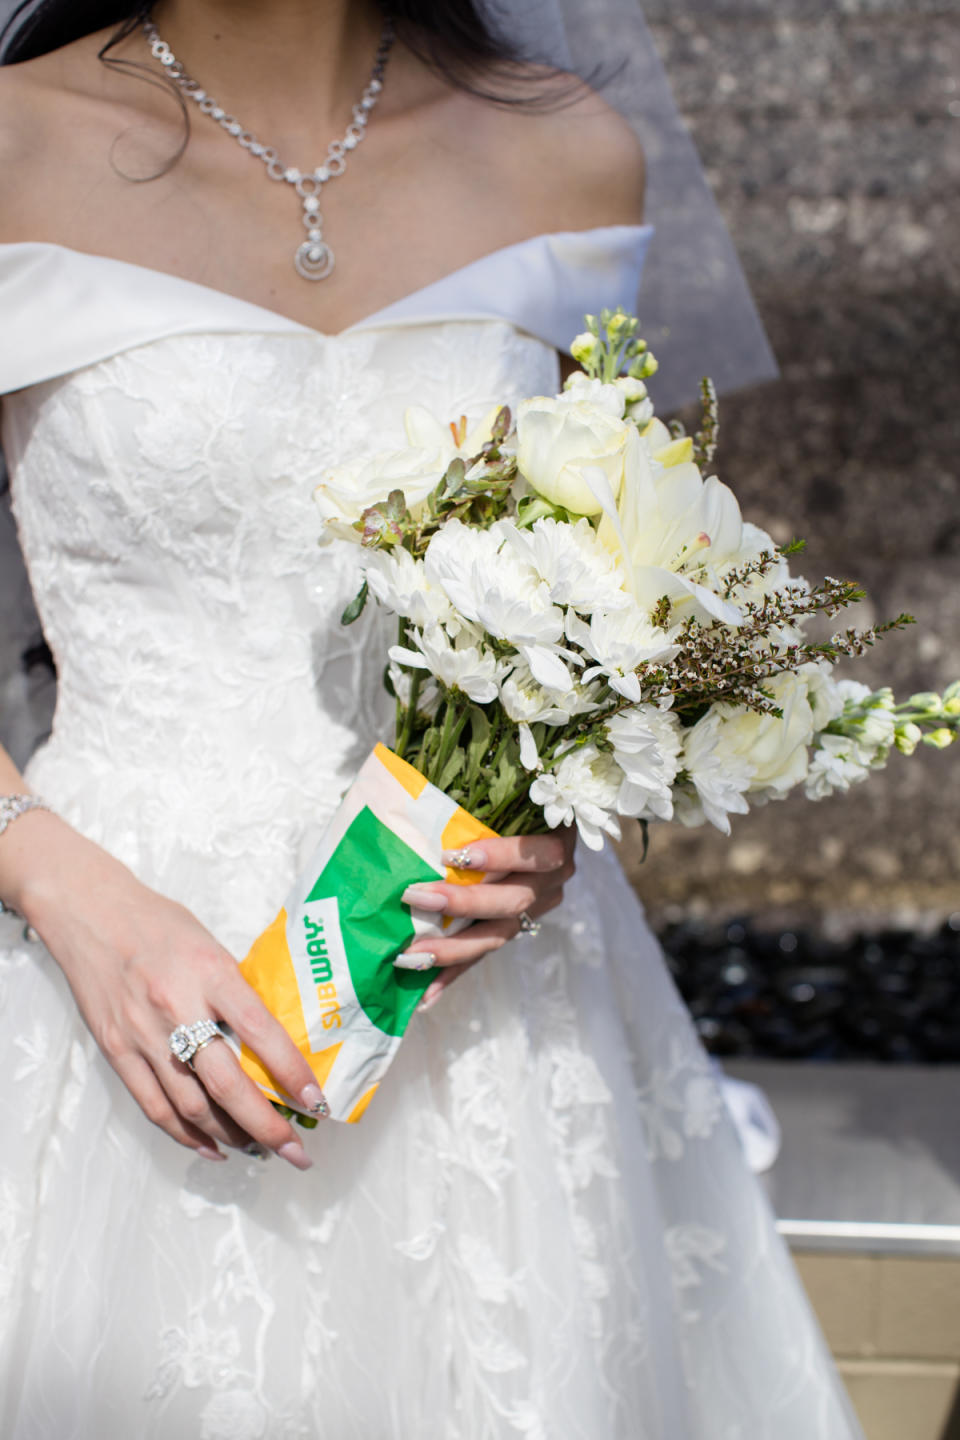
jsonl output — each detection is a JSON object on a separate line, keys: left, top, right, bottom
{"left": 295, "top": 238, "right": 335, "bottom": 282}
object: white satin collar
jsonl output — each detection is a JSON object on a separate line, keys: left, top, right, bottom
{"left": 0, "top": 225, "right": 652, "bottom": 395}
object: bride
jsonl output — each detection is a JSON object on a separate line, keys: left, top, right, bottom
{"left": 0, "top": 1, "right": 863, "bottom": 1435}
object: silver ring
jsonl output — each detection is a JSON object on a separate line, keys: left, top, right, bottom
{"left": 518, "top": 911, "right": 541, "bottom": 938}
{"left": 169, "top": 1019, "right": 226, "bottom": 1069}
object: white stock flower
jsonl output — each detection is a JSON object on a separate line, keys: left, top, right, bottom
{"left": 503, "top": 517, "right": 630, "bottom": 613}
{"left": 388, "top": 626, "right": 506, "bottom": 704}
{"left": 805, "top": 733, "right": 872, "bottom": 800}
{"left": 424, "top": 520, "right": 575, "bottom": 690}
{"left": 605, "top": 705, "right": 682, "bottom": 821}
{"left": 675, "top": 711, "right": 753, "bottom": 835}
{"left": 365, "top": 548, "right": 453, "bottom": 628}
{"left": 566, "top": 605, "right": 678, "bottom": 703}
{"left": 516, "top": 382, "right": 636, "bottom": 517}
{"left": 529, "top": 744, "right": 623, "bottom": 850}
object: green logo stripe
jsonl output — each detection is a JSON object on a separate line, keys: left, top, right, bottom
{"left": 304, "top": 805, "right": 439, "bottom": 1037}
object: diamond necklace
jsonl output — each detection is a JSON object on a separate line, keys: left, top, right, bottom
{"left": 142, "top": 16, "right": 395, "bottom": 282}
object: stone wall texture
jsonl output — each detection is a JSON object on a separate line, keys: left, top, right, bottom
{"left": 616, "top": 0, "right": 960, "bottom": 930}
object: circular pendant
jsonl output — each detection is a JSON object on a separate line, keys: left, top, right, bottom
{"left": 295, "top": 240, "right": 335, "bottom": 282}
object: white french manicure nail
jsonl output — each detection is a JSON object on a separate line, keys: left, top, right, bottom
{"left": 394, "top": 951, "right": 437, "bottom": 971}
{"left": 401, "top": 887, "right": 447, "bottom": 911}
{"left": 197, "top": 1145, "right": 226, "bottom": 1163}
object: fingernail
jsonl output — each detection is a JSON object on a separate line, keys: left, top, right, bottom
{"left": 278, "top": 1139, "right": 313, "bottom": 1171}
{"left": 442, "top": 846, "right": 486, "bottom": 870}
{"left": 416, "top": 983, "right": 442, "bottom": 1013}
{"left": 300, "top": 1082, "right": 330, "bottom": 1116}
{"left": 243, "top": 1141, "right": 270, "bottom": 1161}
{"left": 400, "top": 887, "right": 447, "bottom": 912}
{"left": 197, "top": 1144, "right": 227, "bottom": 1163}
{"left": 394, "top": 950, "right": 437, "bottom": 971}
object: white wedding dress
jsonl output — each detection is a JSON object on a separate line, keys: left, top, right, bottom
{"left": 0, "top": 230, "right": 863, "bottom": 1440}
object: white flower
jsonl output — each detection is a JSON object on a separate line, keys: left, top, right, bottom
{"left": 605, "top": 705, "right": 682, "bottom": 821}
{"left": 503, "top": 517, "right": 630, "bottom": 613}
{"left": 805, "top": 733, "right": 872, "bottom": 799}
{"left": 590, "top": 419, "right": 745, "bottom": 626}
{"left": 517, "top": 723, "right": 542, "bottom": 772}
{"left": 389, "top": 626, "right": 506, "bottom": 704}
{"left": 387, "top": 662, "right": 440, "bottom": 719}
{"left": 424, "top": 520, "right": 575, "bottom": 690}
{"left": 313, "top": 403, "right": 500, "bottom": 543}
{"left": 529, "top": 744, "right": 623, "bottom": 850}
{"left": 499, "top": 660, "right": 599, "bottom": 726}
{"left": 313, "top": 446, "right": 440, "bottom": 542}
{"left": 566, "top": 605, "right": 678, "bottom": 703}
{"left": 709, "top": 671, "right": 816, "bottom": 803}
{"left": 364, "top": 548, "right": 453, "bottom": 628}
{"left": 675, "top": 711, "right": 753, "bottom": 834}
{"left": 516, "top": 384, "right": 636, "bottom": 516}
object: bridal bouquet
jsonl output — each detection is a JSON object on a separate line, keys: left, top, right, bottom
{"left": 237, "top": 311, "right": 957, "bottom": 1124}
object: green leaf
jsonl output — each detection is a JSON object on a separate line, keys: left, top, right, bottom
{"left": 340, "top": 579, "right": 369, "bottom": 625}
{"left": 465, "top": 706, "right": 492, "bottom": 788}
{"left": 359, "top": 489, "right": 411, "bottom": 547}
{"left": 488, "top": 750, "right": 520, "bottom": 812}
{"left": 443, "top": 457, "right": 466, "bottom": 496}
{"left": 436, "top": 745, "right": 466, "bottom": 793}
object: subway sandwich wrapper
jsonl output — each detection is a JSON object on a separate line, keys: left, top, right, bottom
{"left": 232, "top": 744, "right": 496, "bottom": 1123}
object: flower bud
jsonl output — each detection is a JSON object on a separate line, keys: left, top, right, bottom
{"left": 925, "top": 727, "right": 955, "bottom": 750}
{"left": 894, "top": 722, "right": 922, "bottom": 756}
{"left": 607, "top": 310, "right": 633, "bottom": 338}
{"left": 637, "top": 353, "right": 659, "bottom": 379}
{"left": 570, "top": 332, "right": 601, "bottom": 366}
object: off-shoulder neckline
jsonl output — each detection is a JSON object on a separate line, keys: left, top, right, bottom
{"left": 0, "top": 225, "right": 652, "bottom": 340}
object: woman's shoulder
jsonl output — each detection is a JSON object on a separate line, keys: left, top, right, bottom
{"left": 461, "top": 68, "right": 646, "bottom": 232}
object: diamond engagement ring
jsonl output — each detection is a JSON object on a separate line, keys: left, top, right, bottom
{"left": 518, "top": 912, "right": 541, "bottom": 938}
{"left": 169, "top": 1019, "right": 226, "bottom": 1069}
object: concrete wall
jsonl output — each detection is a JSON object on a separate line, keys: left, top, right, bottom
{"left": 620, "top": 0, "right": 960, "bottom": 930}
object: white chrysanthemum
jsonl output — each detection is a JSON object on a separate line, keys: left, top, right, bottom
{"left": 529, "top": 743, "right": 623, "bottom": 851}
{"left": 499, "top": 660, "right": 600, "bottom": 726}
{"left": 675, "top": 711, "right": 753, "bottom": 835}
{"left": 387, "top": 662, "right": 441, "bottom": 720}
{"left": 388, "top": 626, "right": 507, "bottom": 704}
{"left": 605, "top": 705, "right": 682, "bottom": 821}
{"left": 365, "top": 548, "right": 453, "bottom": 628}
{"left": 503, "top": 517, "right": 630, "bottom": 613}
{"left": 566, "top": 606, "right": 678, "bottom": 703}
{"left": 424, "top": 520, "right": 574, "bottom": 690}
{"left": 805, "top": 734, "right": 872, "bottom": 800}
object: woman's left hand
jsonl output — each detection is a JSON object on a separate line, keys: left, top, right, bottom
{"left": 393, "top": 828, "right": 577, "bottom": 1011}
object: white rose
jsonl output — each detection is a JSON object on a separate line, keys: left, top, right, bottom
{"left": 516, "top": 388, "right": 635, "bottom": 517}
{"left": 713, "top": 671, "right": 816, "bottom": 800}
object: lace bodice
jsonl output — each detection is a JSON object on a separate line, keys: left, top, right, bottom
{"left": 0, "top": 230, "right": 647, "bottom": 952}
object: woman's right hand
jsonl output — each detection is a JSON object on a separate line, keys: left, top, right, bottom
{"left": 6, "top": 810, "right": 326, "bottom": 1169}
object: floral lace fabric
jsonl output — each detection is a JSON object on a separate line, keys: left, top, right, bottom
{"left": 0, "top": 319, "right": 861, "bottom": 1438}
